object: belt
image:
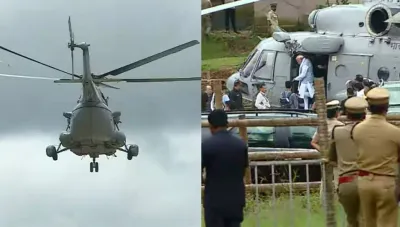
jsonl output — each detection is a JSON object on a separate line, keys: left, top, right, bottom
{"left": 358, "top": 170, "right": 394, "bottom": 177}
{"left": 338, "top": 175, "right": 356, "bottom": 185}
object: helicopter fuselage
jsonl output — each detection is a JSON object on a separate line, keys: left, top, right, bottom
{"left": 59, "top": 101, "right": 126, "bottom": 158}
{"left": 225, "top": 2, "right": 400, "bottom": 106}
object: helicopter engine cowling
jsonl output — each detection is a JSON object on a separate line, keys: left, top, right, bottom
{"left": 112, "top": 131, "right": 126, "bottom": 148}
{"left": 309, "top": 5, "right": 370, "bottom": 35}
{"left": 365, "top": 3, "right": 400, "bottom": 36}
{"left": 309, "top": 3, "right": 400, "bottom": 36}
{"left": 59, "top": 132, "right": 73, "bottom": 148}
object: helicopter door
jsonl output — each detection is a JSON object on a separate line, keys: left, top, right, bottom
{"left": 272, "top": 52, "right": 291, "bottom": 105}
{"left": 251, "top": 50, "right": 276, "bottom": 102}
{"left": 326, "top": 54, "right": 371, "bottom": 100}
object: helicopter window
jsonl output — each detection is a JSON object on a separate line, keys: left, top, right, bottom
{"left": 242, "top": 50, "right": 259, "bottom": 78}
{"left": 252, "top": 51, "right": 275, "bottom": 80}
{"left": 377, "top": 67, "right": 390, "bottom": 81}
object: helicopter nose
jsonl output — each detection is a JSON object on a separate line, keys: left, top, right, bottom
{"left": 226, "top": 72, "right": 240, "bottom": 91}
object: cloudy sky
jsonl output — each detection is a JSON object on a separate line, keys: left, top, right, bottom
{"left": 0, "top": 1, "right": 200, "bottom": 227}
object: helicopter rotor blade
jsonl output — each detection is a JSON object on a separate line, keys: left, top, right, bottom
{"left": 95, "top": 77, "right": 200, "bottom": 83}
{"left": 98, "top": 82, "right": 120, "bottom": 89}
{"left": 68, "top": 16, "right": 74, "bottom": 45}
{"left": 0, "top": 73, "right": 58, "bottom": 80}
{"left": 0, "top": 45, "right": 82, "bottom": 79}
{"left": 95, "top": 40, "right": 199, "bottom": 79}
{"left": 202, "top": 0, "right": 260, "bottom": 15}
{"left": 53, "top": 79, "right": 120, "bottom": 89}
{"left": 68, "top": 16, "right": 75, "bottom": 79}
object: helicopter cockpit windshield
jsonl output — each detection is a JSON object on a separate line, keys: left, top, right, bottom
{"left": 252, "top": 50, "right": 275, "bottom": 80}
{"left": 241, "top": 49, "right": 259, "bottom": 78}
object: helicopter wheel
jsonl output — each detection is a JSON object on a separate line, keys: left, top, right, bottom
{"left": 127, "top": 145, "right": 139, "bottom": 160}
{"left": 90, "top": 162, "right": 99, "bottom": 172}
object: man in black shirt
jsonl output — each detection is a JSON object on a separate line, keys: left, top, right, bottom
{"left": 202, "top": 110, "right": 248, "bottom": 227}
{"left": 228, "top": 80, "right": 244, "bottom": 111}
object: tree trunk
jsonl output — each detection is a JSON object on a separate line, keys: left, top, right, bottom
{"left": 314, "top": 78, "right": 337, "bottom": 227}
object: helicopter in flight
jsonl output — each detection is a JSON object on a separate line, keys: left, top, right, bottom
{"left": 202, "top": 0, "right": 400, "bottom": 105}
{"left": 0, "top": 17, "right": 200, "bottom": 172}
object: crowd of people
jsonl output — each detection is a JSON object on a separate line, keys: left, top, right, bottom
{"left": 202, "top": 85, "right": 399, "bottom": 226}
{"left": 201, "top": 80, "right": 244, "bottom": 112}
{"left": 201, "top": 55, "right": 393, "bottom": 227}
{"left": 202, "top": 53, "right": 381, "bottom": 113}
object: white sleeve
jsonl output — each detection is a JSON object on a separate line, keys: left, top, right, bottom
{"left": 265, "top": 97, "right": 271, "bottom": 108}
{"left": 255, "top": 93, "right": 264, "bottom": 109}
{"left": 210, "top": 93, "right": 215, "bottom": 111}
{"left": 294, "top": 64, "right": 309, "bottom": 81}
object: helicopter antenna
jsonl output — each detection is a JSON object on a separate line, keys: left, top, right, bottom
{"left": 68, "top": 16, "right": 75, "bottom": 80}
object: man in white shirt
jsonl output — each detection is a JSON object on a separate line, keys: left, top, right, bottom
{"left": 293, "top": 55, "right": 315, "bottom": 110}
{"left": 255, "top": 84, "right": 270, "bottom": 109}
{"left": 210, "top": 90, "right": 231, "bottom": 111}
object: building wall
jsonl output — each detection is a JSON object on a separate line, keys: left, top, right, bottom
{"left": 206, "top": 0, "right": 363, "bottom": 31}
{"left": 254, "top": 0, "right": 318, "bottom": 22}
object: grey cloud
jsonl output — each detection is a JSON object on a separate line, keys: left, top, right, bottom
{"left": 0, "top": 131, "right": 200, "bottom": 227}
{"left": 0, "top": 0, "right": 201, "bottom": 226}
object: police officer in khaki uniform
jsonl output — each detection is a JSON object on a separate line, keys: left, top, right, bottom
{"left": 329, "top": 97, "right": 367, "bottom": 227}
{"left": 266, "top": 3, "right": 281, "bottom": 34}
{"left": 311, "top": 100, "right": 344, "bottom": 202}
{"left": 352, "top": 87, "right": 400, "bottom": 227}
{"left": 202, "top": 0, "right": 213, "bottom": 35}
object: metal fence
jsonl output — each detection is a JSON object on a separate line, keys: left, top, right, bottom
{"left": 249, "top": 159, "right": 347, "bottom": 227}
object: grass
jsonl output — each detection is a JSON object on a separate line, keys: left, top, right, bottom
{"left": 201, "top": 56, "right": 245, "bottom": 71}
{"left": 201, "top": 31, "right": 259, "bottom": 62}
{"left": 202, "top": 192, "right": 400, "bottom": 226}
{"left": 201, "top": 31, "right": 258, "bottom": 72}
{"left": 201, "top": 193, "right": 349, "bottom": 227}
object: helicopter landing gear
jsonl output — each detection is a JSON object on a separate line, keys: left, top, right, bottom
{"left": 127, "top": 145, "right": 139, "bottom": 160}
{"left": 46, "top": 145, "right": 58, "bottom": 161}
{"left": 90, "top": 158, "right": 99, "bottom": 173}
{"left": 46, "top": 144, "right": 67, "bottom": 161}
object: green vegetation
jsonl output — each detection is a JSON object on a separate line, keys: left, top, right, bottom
{"left": 201, "top": 32, "right": 258, "bottom": 71}
{"left": 202, "top": 32, "right": 259, "bottom": 60}
{"left": 202, "top": 56, "right": 245, "bottom": 71}
{"left": 202, "top": 193, "right": 346, "bottom": 227}
{"left": 202, "top": 192, "right": 400, "bottom": 226}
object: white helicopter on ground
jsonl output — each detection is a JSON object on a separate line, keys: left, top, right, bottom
{"left": 202, "top": 0, "right": 400, "bottom": 106}
{"left": 0, "top": 17, "right": 200, "bottom": 172}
